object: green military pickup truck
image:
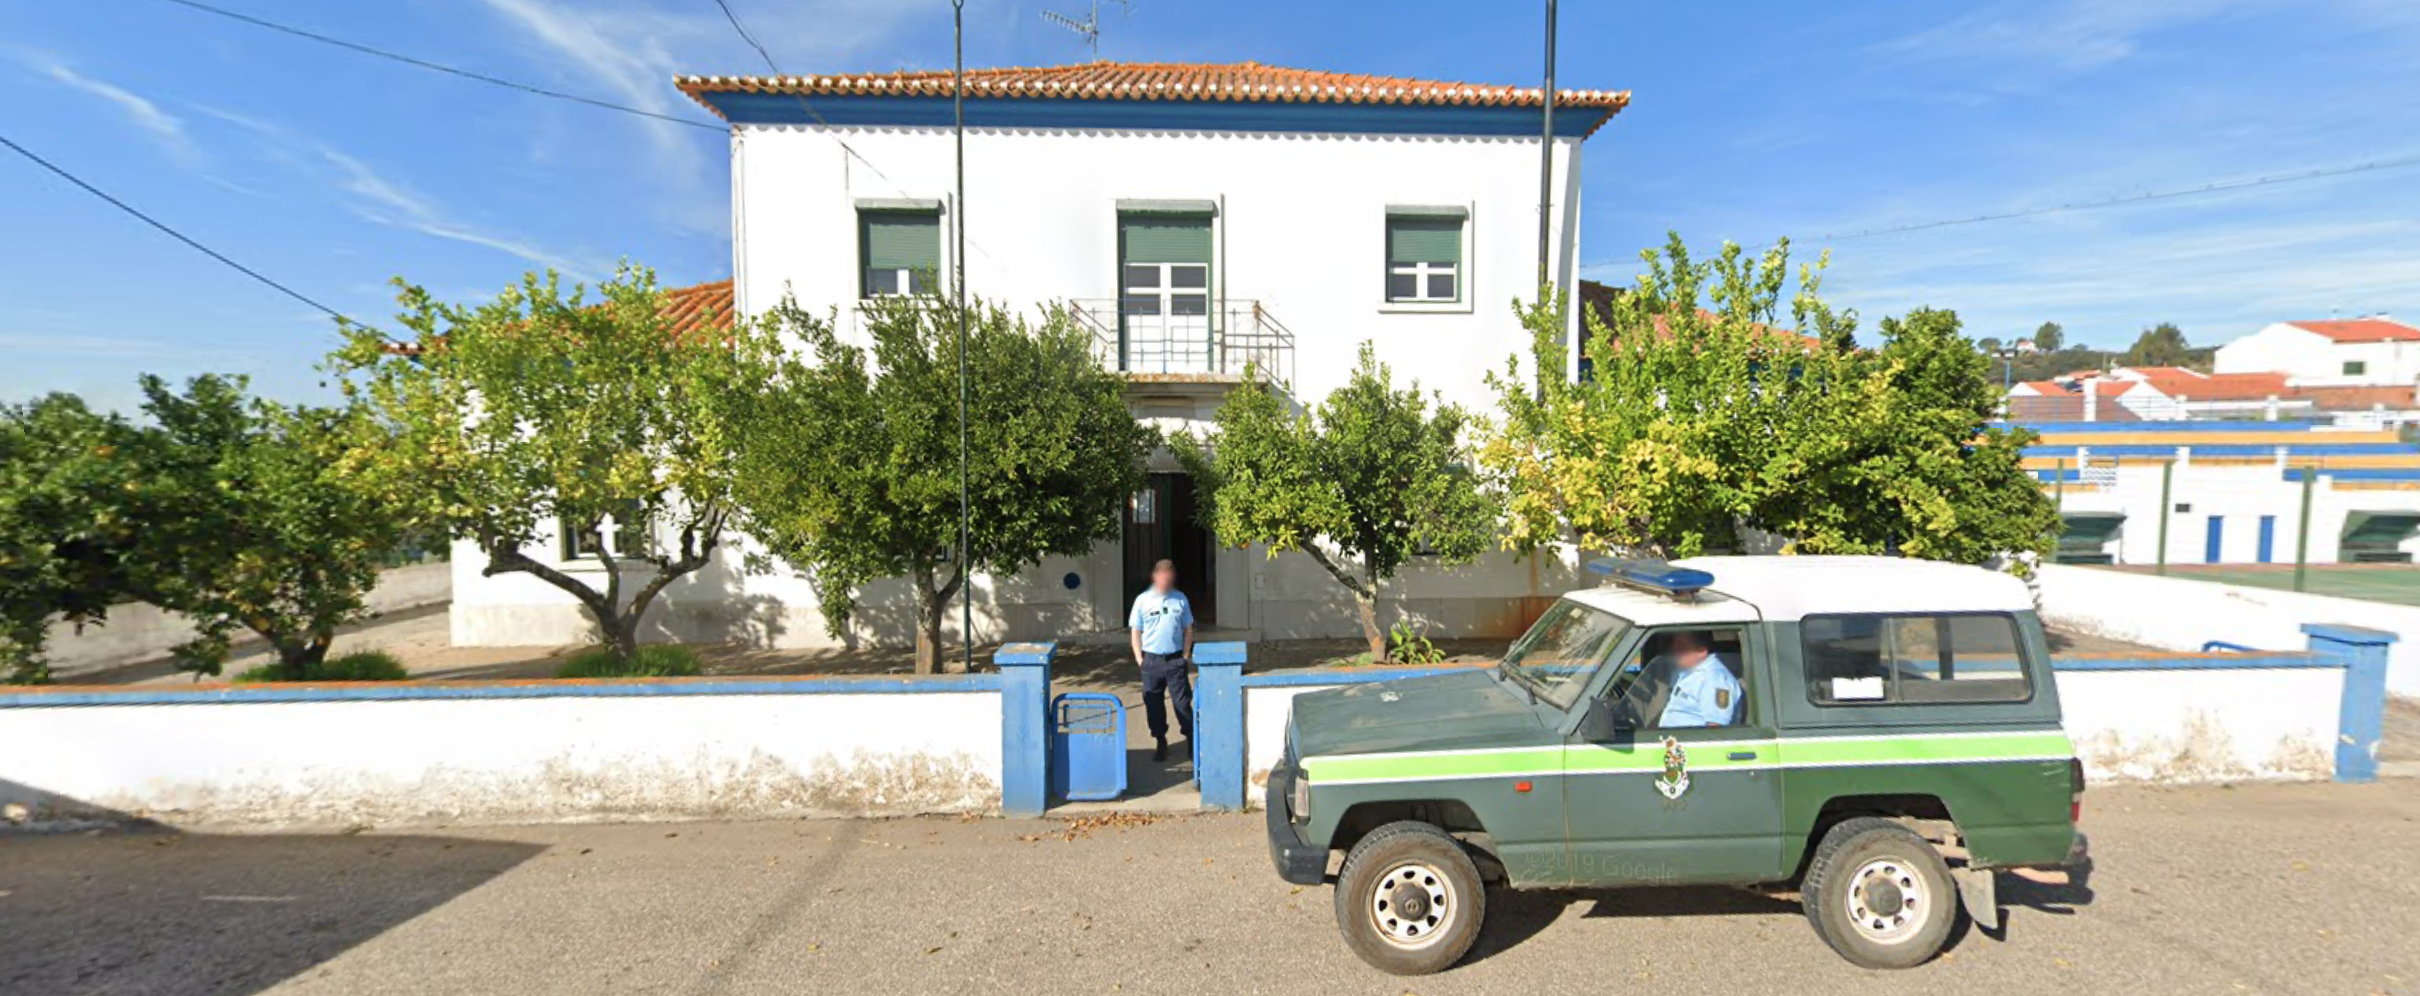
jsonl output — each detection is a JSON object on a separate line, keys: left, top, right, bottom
{"left": 1264, "top": 556, "right": 2089, "bottom": 975}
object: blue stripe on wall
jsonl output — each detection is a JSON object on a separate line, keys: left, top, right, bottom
{"left": 2001, "top": 421, "right": 2321, "bottom": 434}
{"left": 700, "top": 93, "right": 1614, "bottom": 138}
{"left": 2284, "top": 468, "right": 2420, "bottom": 481}
{"left": 2022, "top": 443, "right": 2415, "bottom": 457}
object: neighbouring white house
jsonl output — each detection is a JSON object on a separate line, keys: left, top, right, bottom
{"left": 449, "top": 60, "right": 1629, "bottom": 651}
{"left": 2215, "top": 317, "right": 2420, "bottom": 388}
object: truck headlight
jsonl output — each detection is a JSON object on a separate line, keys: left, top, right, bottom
{"left": 1290, "top": 767, "right": 1313, "bottom": 822}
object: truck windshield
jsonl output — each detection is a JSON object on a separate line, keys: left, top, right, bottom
{"left": 1499, "top": 600, "right": 1631, "bottom": 710}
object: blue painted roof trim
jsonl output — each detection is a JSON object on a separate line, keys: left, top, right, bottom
{"left": 1240, "top": 666, "right": 1479, "bottom": 687}
{"left": 2001, "top": 421, "right": 2321, "bottom": 433}
{"left": 0, "top": 675, "right": 1006, "bottom": 708}
{"left": 701, "top": 93, "right": 1611, "bottom": 138}
{"left": 2051, "top": 654, "right": 2339, "bottom": 671}
{"left": 2022, "top": 443, "right": 2414, "bottom": 457}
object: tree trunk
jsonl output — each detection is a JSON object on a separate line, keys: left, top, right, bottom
{"left": 912, "top": 562, "right": 942, "bottom": 676}
{"left": 1355, "top": 591, "right": 1387, "bottom": 664}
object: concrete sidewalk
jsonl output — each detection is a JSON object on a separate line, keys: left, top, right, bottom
{"left": 4, "top": 781, "right": 2414, "bottom": 996}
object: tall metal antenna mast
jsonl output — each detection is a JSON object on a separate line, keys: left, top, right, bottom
{"left": 1041, "top": 0, "right": 1132, "bottom": 58}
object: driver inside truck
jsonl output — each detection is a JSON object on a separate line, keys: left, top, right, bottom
{"left": 1657, "top": 630, "right": 1743, "bottom": 728}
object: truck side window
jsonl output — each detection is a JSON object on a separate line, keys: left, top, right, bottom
{"left": 1606, "top": 626, "right": 1749, "bottom": 729}
{"left": 1802, "top": 613, "right": 2032, "bottom": 705}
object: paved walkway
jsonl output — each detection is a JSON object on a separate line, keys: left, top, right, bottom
{"left": 5, "top": 781, "right": 2414, "bottom": 996}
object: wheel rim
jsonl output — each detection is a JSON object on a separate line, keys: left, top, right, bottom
{"left": 1843, "top": 856, "right": 1929, "bottom": 945}
{"left": 1367, "top": 861, "right": 1458, "bottom": 950}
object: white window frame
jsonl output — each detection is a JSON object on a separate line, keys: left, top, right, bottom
{"left": 1379, "top": 205, "right": 1475, "bottom": 315}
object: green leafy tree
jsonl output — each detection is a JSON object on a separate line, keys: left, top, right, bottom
{"left": 1977, "top": 336, "right": 2003, "bottom": 354}
{"left": 1175, "top": 344, "right": 1495, "bottom": 662}
{"left": 0, "top": 395, "right": 145, "bottom": 683}
{"left": 1483, "top": 235, "right": 1856, "bottom": 557}
{"left": 2033, "top": 321, "right": 2065, "bottom": 352}
{"left": 128, "top": 375, "right": 411, "bottom": 677}
{"left": 2123, "top": 322, "right": 2191, "bottom": 367}
{"left": 1756, "top": 310, "right": 2059, "bottom": 563}
{"left": 1482, "top": 233, "right": 2056, "bottom": 567}
{"left": 330, "top": 266, "right": 768, "bottom": 668}
{"left": 730, "top": 294, "right": 1154, "bottom": 674}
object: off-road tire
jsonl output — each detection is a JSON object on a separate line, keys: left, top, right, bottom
{"left": 1801, "top": 817, "right": 1958, "bottom": 969}
{"left": 1333, "top": 821, "right": 1486, "bottom": 975}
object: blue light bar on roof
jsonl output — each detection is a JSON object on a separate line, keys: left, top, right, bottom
{"left": 1586, "top": 558, "right": 1715, "bottom": 596}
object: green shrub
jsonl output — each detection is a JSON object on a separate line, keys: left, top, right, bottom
{"left": 233, "top": 650, "right": 410, "bottom": 684}
{"left": 1387, "top": 620, "right": 1447, "bottom": 665}
{"left": 555, "top": 644, "right": 703, "bottom": 679}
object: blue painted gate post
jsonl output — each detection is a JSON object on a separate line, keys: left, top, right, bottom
{"left": 2302, "top": 623, "right": 2395, "bottom": 784}
{"left": 995, "top": 641, "right": 1056, "bottom": 816}
{"left": 1193, "top": 641, "right": 1248, "bottom": 810}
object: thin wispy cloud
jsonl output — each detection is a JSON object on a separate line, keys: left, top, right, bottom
{"left": 1872, "top": 0, "right": 2268, "bottom": 74}
{"left": 7, "top": 50, "right": 199, "bottom": 161}
{"left": 196, "top": 106, "right": 602, "bottom": 278}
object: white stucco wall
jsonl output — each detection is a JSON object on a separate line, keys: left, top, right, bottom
{"left": 732, "top": 123, "right": 1584, "bottom": 409}
{"left": 2216, "top": 322, "right": 2420, "bottom": 387}
{"left": 2055, "top": 667, "right": 2338, "bottom": 781}
{"left": 45, "top": 563, "right": 453, "bottom": 679}
{"left": 2037, "top": 563, "right": 2419, "bottom": 696}
{"left": 448, "top": 120, "right": 1592, "bottom": 651}
{"left": 0, "top": 687, "right": 1002, "bottom": 828}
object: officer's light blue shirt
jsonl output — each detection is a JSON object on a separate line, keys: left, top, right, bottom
{"left": 1129, "top": 588, "right": 1193, "bottom": 656}
{"left": 1658, "top": 654, "right": 1744, "bottom": 728}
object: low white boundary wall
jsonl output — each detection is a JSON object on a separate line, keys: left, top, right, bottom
{"left": 0, "top": 677, "right": 1003, "bottom": 829}
{"left": 2038, "top": 563, "right": 2420, "bottom": 696}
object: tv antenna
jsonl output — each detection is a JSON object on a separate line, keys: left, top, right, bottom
{"left": 1041, "top": 0, "right": 1132, "bottom": 58}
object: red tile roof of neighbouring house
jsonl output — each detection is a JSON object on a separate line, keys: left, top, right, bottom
{"left": 383, "top": 279, "right": 734, "bottom": 356}
{"left": 676, "top": 60, "right": 1632, "bottom": 132}
{"left": 2129, "top": 368, "right": 2289, "bottom": 401}
{"left": 2286, "top": 318, "right": 2420, "bottom": 343}
{"left": 2292, "top": 385, "right": 2420, "bottom": 411}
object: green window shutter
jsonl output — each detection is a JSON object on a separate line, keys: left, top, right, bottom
{"left": 1120, "top": 215, "right": 1212, "bottom": 264}
{"left": 862, "top": 211, "right": 940, "bottom": 270}
{"left": 1387, "top": 217, "right": 1462, "bottom": 265}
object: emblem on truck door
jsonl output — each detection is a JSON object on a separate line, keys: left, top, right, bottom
{"left": 1654, "top": 736, "right": 1692, "bottom": 800}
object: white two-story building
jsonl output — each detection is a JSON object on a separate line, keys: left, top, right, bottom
{"left": 2215, "top": 317, "right": 2420, "bottom": 387}
{"left": 450, "top": 60, "right": 1629, "bottom": 652}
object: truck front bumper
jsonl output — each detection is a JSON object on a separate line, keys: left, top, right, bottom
{"left": 1263, "top": 761, "right": 1328, "bottom": 886}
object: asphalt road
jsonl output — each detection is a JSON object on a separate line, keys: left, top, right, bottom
{"left": 4, "top": 780, "right": 2415, "bottom": 996}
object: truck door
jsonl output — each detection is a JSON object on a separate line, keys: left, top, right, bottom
{"left": 1561, "top": 624, "right": 1787, "bottom": 886}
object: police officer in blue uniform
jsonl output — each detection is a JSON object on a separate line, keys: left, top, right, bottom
{"left": 1658, "top": 630, "right": 1744, "bottom": 727}
{"left": 1128, "top": 559, "right": 1196, "bottom": 762}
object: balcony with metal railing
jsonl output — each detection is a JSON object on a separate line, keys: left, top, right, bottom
{"left": 1064, "top": 299, "right": 1297, "bottom": 392}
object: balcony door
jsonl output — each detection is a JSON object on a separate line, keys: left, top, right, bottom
{"left": 1117, "top": 214, "right": 1212, "bottom": 374}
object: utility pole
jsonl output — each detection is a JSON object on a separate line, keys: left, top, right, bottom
{"left": 952, "top": 0, "right": 973, "bottom": 673}
{"left": 1535, "top": 0, "right": 1558, "bottom": 289}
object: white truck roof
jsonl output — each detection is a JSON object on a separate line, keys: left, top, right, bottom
{"left": 1561, "top": 555, "right": 2032, "bottom": 625}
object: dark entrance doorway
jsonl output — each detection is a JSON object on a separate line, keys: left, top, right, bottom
{"left": 1122, "top": 472, "right": 1216, "bottom": 628}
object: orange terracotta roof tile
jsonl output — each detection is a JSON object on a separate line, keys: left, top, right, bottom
{"left": 2133, "top": 369, "right": 2288, "bottom": 401}
{"left": 383, "top": 278, "right": 733, "bottom": 356}
{"left": 677, "top": 60, "right": 1631, "bottom": 129}
{"left": 2287, "top": 318, "right": 2420, "bottom": 343}
{"left": 2291, "top": 385, "right": 2420, "bottom": 411}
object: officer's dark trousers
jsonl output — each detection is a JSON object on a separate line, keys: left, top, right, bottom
{"left": 1140, "top": 652, "right": 1193, "bottom": 742}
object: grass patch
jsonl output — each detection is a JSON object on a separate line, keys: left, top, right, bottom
{"left": 233, "top": 650, "right": 410, "bottom": 684}
{"left": 555, "top": 644, "right": 703, "bottom": 679}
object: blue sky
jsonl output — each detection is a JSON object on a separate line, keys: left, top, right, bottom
{"left": 6, "top": 0, "right": 2419, "bottom": 409}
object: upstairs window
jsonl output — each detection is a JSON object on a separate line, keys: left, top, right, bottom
{"left": 2344, "top": 360, "right": 2368, "bottom": 376}
{"left": 860, "top": 209, "right": 940, "bottom": 298}
{"left": 1801, "top": 613, "right": 2033, "bottom": 705}
{"left": 1385, "top": 211, "right": 1464, "bottom": 304}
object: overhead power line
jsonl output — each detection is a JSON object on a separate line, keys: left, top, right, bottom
{"left": 1579, "top": 150, "right": 2420, "bottom": 272}
{"left": 1, "top": 131, "right": 354, "bottom": 323}
{"left": 150, "top": 0, "right": 724, "bottom": 132}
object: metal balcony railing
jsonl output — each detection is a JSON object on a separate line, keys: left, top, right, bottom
{"left": 1064, "top": 299, "right": 1296, "bottom": 387}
